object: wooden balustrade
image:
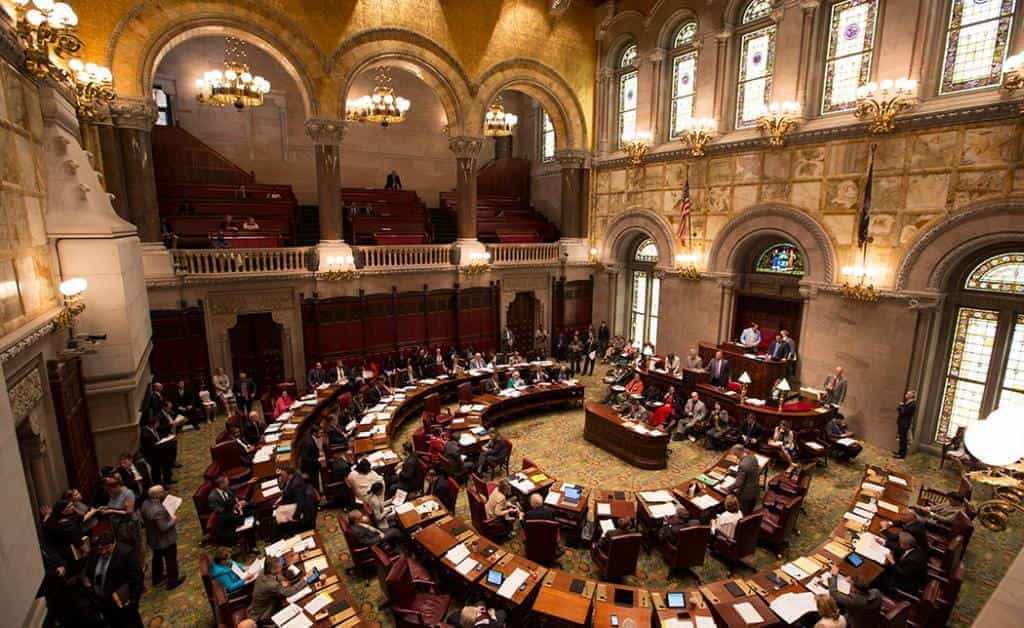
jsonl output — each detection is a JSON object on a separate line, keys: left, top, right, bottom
{"left": 172, "top": 247, "right": 311, "bottom": 276}
{"left": 487, "top": 243, "right": 561, "bottom": 266}
{"left": 356, "top": 244, "right": 453, "bottom": 269}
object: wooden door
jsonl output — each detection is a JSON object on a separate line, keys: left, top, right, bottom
{"left": 506, "top": 292, "right": 537, "bottom": 352}
{"left": 732, "top": 294, "right": 804, "bottom": 345}
{"left": 229, "top": 312, "right": 285, "bottom": 391}
{"left": 47, "top": 357, "right": 99, "bottom": 503}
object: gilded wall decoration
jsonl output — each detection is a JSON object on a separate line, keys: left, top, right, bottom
{"left": 208, "top": 291, "right": 295, "bottom": 315}
{"left": 9, "top": 369, "right": 44, "bottom": 422}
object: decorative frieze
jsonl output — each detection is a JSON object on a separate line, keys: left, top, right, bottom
{"left": 304, "top": 118, "right": 347, "bottom": 146}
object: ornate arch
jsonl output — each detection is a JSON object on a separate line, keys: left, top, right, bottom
{"left": 706, "top": 205, "right": 837, "bottom": 283}
{"left": 471, "top": 58, "right": 589, "bottom": 151}
{"left": 653, "top": 8, "right": 701, "bottom": 49}
{"left": 324, "top": 28, "right": 472, "bottom": 133}
{"left": 105, "top": 0, "right": 322, "bottom": 115}
{"left": 599, "top": 207, "right": 678, "bottom": 271}
{"left": 896, "top": 198, "right": 1024, "bottom": 292}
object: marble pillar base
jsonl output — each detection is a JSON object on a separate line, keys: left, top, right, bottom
{"left": 317, "top": 241, "right": 356, "bottom": 271}
{"left": 560, "top": 238, "right": 592, "bottom": 264}
{"left": 453, "top": 239, "right": 489, "bottom": 266}
{"left": 141, "top": 242, "right": 174, "bottom": 280}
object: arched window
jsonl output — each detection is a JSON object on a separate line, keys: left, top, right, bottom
{"left": 940, "top": 0, "right": 1017, "bottom": 94}
{"left": 152, "top": 84, "right": 172, "bottom": 126}
{"left": 754, "top": 243, "right": 805, "bottom": 276}
{"left": 629, "top": 239, "right": 661, "bottom": 346}
{"left": 936, "top": 252, "right": 1024, "bottom": 438}
{"left": 668, "top": 23, "right": 699, "bottom": 139}
{"left": 735, "top": 1, "right": 777, "bottom": 128}
{"left": 539, "top": 110, "right": 556, "bottom": 162}
{"left": 617, "top": 43, "right": 639, "bottom": 148}
{"left": 821, "top": 0, "right": 879, "bottom": 115}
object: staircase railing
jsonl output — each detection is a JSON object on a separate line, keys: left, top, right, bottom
{"left": 487, "top": 243, "right": 561, "bottom": 266}
{"left": 356, "top": 244, "right": 453, "bottom": 269}
{"left": 172, "top": 247, "right": 311, "bottom": 275}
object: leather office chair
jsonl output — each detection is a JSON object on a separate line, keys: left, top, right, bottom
{"left": 759, "top": 493, "right": 803, "bottom": 556}
{"left": 466, "top": 486, "right": 510, "bottom": 540}
{"left": 897, "top": 578, "right": 942, "bottom": 628}
{"left": 197, "top": 552, "right": 218, "bottom": 620}
{"left": 337, "top": 513, "right": 378, "bottom": 573}
{"left": 521, "top": 456, "right": 538, "bottom": 470}
{"left": 591, "top": 532, "right": 642, "bottom": 580}
{"left": 879, "top": 597, "right": 910, "bottom": 628}
{"left": 411, "top": 428, "right": 431, "bottom": 453}
{"left": 210, "top": 579, "right": 250, "bottom": 628}
{"left": 385, "top": 555, "right": 452, "bottom": 627}
{"left": 209, "top": 441, "right": 252, "bottom": 487}
{"left": 424, "top": 393, "right": 450, "bottom": 428}
{"left": 711, "top": 512, "right": 763, "bottom": 573}
{"left": 470, "top": 472, "right": 496, "bottom": 497}
{"left": 457, "top": 382, "right": 474, "bottom": 404}
{"left": 659, "top": 524, "right": 711, "bottom": 579}
{"left": 767, "top": 465, "right": 813, "bottom": 497}
{"left": 192, "top": 481, "right": 215, "bottom": 544}
{"left": 524, "top": 519, "right": 561, "bottom": 565}
{"left": 371, "top": 545, "right": 432, "bottom": 601}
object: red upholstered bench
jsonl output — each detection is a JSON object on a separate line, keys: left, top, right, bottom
{"left": 374, "top": 233, "right": 427, "bottom": 245}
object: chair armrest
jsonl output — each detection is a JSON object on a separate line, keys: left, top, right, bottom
{"left": 391, "top": 606, "right": 424, "bottom": 623}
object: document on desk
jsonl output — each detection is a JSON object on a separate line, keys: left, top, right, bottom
{"left": 456, "top": 556, "right": 479, "bottom": 576}
{"left": 663, "top": 619, "right": 693, "bottom": 628}
{"left": 304, "top": 592, "right": 332, "bottom": 615}
{"left": 780, "top": 561, "right": 810, "bottom": 580}
{"left": 733, "top": 601, "right": 764, "bottom": 624}
{"left": 271, "top": 603, "right": 301, "bottom": 627}
{"left": 281, "top": 612, "right": 313, "bottom": 628}
{"left": 861, "top": 481, "right": 884, "bottom": 494}
{"left": 695, "top": 617, "right": 716, "bottom": 628}
{"left": 275, "top": 503, "right": 297, "bottom": 524}
{"left": 262, "top": 478, "right": 280, "bottom": 490}
{"left": 691, "top": 494, "right": 719, "bottom": 510}
{"left": 717, "top": 476, "right": 737, "bottom": 492}
{"left": 855, "top": 534, "right": 891, "bottom": 565}
{"left": 877, "top": 499, "right": 899, "bottom": 512}
{"left": 394, "top": 502, "right": 414, "bottom": 515}
{"left": 286, "top": 585, "right": 313, "bottom": 604}
{"left": 649, "top": 502, "right": 677, "bottom": 519}
{"left": 639, "top": 490, "right": 674, "bottom": 503}
{"left": 544, "top": 491, "right": 561, "bottom": 506}
{"left": 843, "top": 511, "right": 871, "bottom": 527}
{"left": 303, "top": 555, "right": 329, "bottom": 573}
{"left": 836, "top": 437, "right": 857, "bottom": 446}
{"left": 445, "top": 543, "right": 470, "bottom": 564}
{"left": 497, "top": 568, "right": 530, "bottom": 599}
{"left": 596, "top": 502, "right": 611, "bottom": 516}
{"left": 599, "top": 519, "right": 615, "bottom": 534}
{"left": 769, "top": 591, "right": 816, "bottom": 625}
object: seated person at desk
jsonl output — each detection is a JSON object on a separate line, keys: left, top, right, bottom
{"left": 278, "top": 465, "right": 318, "bottom": 534}
{"left": 879, "top": 511, "right": 929, "bottom": 554}
{"left": 476, "top": 431, "right": 509, "bottom": 475}
{"left": 663, "top": 352, "right": 681, "bottom": 376}
{"left": 399, "top": 361, "right": 417, "bottom": 386}
{"left": 484, "top": 480, "right": 519, "bottom": 524}
{"left": 621, "top": 397, "right": 651, "bottom": 423}
{"left": 458, "top": 603, "right": 507, "bottom": 628}
{"left": 225, "top": 424, "right": 255, "bottom": 465}
{"left": 814, "top": 594, "right": 847, "bottom": 628}
{"left": 769, "top": 421, "right": 798, "bottom": 465}
{"left": 242, "top": 216, "right": 260, "bottom": 231}
{"left": 530, "top": 363, "right": 549, "bottom": 384}
{"left": 469, "top": 352, "right": 487, "bottom": 370}
{"left": 738, "top": 413, "right": 763, "bottom": 447}
{"left": 481, "top": 372, "right": 502, "bottom": 395}
{"left": 711, "top": 495, "right": 744, "bottom": 540}
{"left": 685, "top": 347, "right": 704, "bottom": 371}
{"left": 675, "top": 392, "right": 708, "bottom": 440}
{"left": 443, "top": 432, "right": 466, "bottom": 477}
{"left": 707, "top": 351, "right": 731, "bottom": 388}
{"left": 366, "top": 481, "right": 396, "bottom": 528}
{"left": 828, "top": 566, "right": 882, "bottom": 628}
{"left": 879, "top": 532, "right": 928, "bottom": 593}
{"left": 739, "top": 322, "right": 762, "bottom": 349}
{"left": 208, "top": 475, "right": 249, "bottom": 546}
{"left": 273, "top": 390, "right": 293, "bottom": 419}
{"left": 220, "top": 214, "right": 240, "bottom": 231}
{"left": 522, "top": 493, "right": 555, "bottom": 521}
{"left": 705, "top": 402, "right": 733, "bottom": 449}
{"left": 649, "top": 394, "right": 674, "bottom": 429}
{"left": 506, "top": 370, "right": 524, "bottom": 390}
{"left": 210, "top": 546, "right": 258, "bottom": 593}
{"left": 395, "top": 442, "right": 424, "bottom": 496}
{"left": 307, "top": 361, "right": 326, "bottom": 388}
{"left": 912, "top": 491, "right": 972, "bottom": 527}
{"left": 596, "top": 517, "right": 632, "bottom": 549}
{"left": 426, "top": 468, "right": 457, "bottom": 512}
{"left": 603, "top": 364, "right": 629, "bottom": 385}
{"left": 348, "top": 510, "right": 404, "bottom": 548}
{"left": 347, "top": 458, "right": 384, "bottom": 503}
{"left": 624, "top": 372, "right": 644, "bottom": 396}
{"left": 554, "top": 365, "right": 572, "bottom": 382}
{"left": 657, "top": 505, "right": 702, "bottom": 543}
{"left": 247, "top": 556, "right": 308, "bottom": 626}
{"left": 825, "top": 414, "right": 862, "bottom": 460}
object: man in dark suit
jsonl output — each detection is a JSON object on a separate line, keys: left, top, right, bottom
{"left": 828, "top": 566, "right": 882, "bottom": 628}
{"left": 347, "top": 510, "right": 403, "bottom": 549}
{"left": 657, "top": 505, "right": 702, "bottom": 543}
{"left": 443, "top": 432, "right": 464, "bottom": 478}
{"left": 148, "top": 382, "right": 166, "bottom": 418}
{"left": 880, "top": 532, "right": 928, "bottom": 593}
{"left": 522, "top": 493, "right": 556, "bottom": 522}
{"left": 427, "top": 468, "right": 456, "bottom": 512}
{"left": 738, "top": 414, "right": 762, "bottom": 447}
{"left": 596, "top": 517, "right": 631, "bottom": 551}
{"left": 85, "top": 532, "right": 144, "bottom": 628}
{"left": 707, "top": 350, "right": 731, "bottom": 388}
{"left": 385, "top": 169, "right": 402, "bottom": 190}
{"left": 597, "top": 321, "right": 610, "bottom": 355}
{"left": 170, "top": 379, "right": 203, "bottom": 429}
{"left": 139, "top": 416, "right": 175, "bottom": 487}
{"left": 895, "top": 390, "right": 916, "bottom": 458}
{"left": 767, "top": 333, "right": 793, "bottom": 362}
{"left": 247, "top": 556, "right": 308, "bottom": 625}
{"left": 729, "top": 445, "right": 760, "bottom": 515}
{"left": 297, "top": 424, "right": 323, "bottom": 492}
{"left": 823, "top": 366, "right": 848, "bottom": 407}
{"left": 307, "top": 361, "right": 326, "bottom": 389}
{"left": 396, "top": 442, "right": 424, "bottom": 496}
{"left": 278, "top": 465, "right": 318, "bottom": 534}
{"left": 207, "top": 475, "right": 246, "bottom": 546}
{"left": 139, "top": 485, "right": 185, "bottom": 590}
{"left": 234, "top": 372, "right": 258, "bottom": 416}
{"left": 476, "top": 432, "right": 509, "bottom": 475}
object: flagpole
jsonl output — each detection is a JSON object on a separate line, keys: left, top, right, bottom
{"left": 861, "top": 144, "right": 878, "bottom": 272}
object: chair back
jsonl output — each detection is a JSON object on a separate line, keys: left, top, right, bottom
{"left": 446, "top": 477, "right": 460, "bottom": 511}
{"left": 371, "top": 545, "right": 395, "bottom": 593}
{"left": 470, "top": 473, "right": 492, "bottom": 496}
{"left": 664, "top": 525, "right": 711, "bottom": 569}
{"left": 412, "top": 428, "right": 430, "bottom": 452}
{"left": 732, "top": 512, "right": 764, "bottom": 559}
{"left": 210, "top": 440, "right": 243, "bottom": 469}
{"left": 457, "top": 382, "right": 474, "bottom": 404}
{"left": 383, "top": 555, "right": 415, "bottom": 608}
{"left": 198, "top": 553, "right": 216, "bottom": 618}
{"left": 880, "top": 598, "right": 910, "bottom": 628}
{"left": 338, "top": 513, "right": 375, "bottom": 570}
{"left": 605, "top": 532, "right": 642, "bottom": 579}
{"left": 521, "top": 456, "right": 538, "bottom": 470}
{"left": 424, "top": 392, "right": 441, "bottom": 416}
{"left": 765, "top": 495, "right": 803, "bottom": 544}
{"left": 524, "top": 519, "right": 560, "bottom": 564}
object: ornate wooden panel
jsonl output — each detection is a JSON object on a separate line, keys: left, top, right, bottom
{"left": 47, "top": 357, "right": 99, "bottom": 503}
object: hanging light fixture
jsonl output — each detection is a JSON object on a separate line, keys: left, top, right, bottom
{"left": 345, "top": 67, "right": 410, "bottom": 127}
{"left": 68, "top": 58, "right": 114, "bottom": 120}
{"left": 195, "top": 36, "right": 271, "bottom": 110}
{"left": 11, "top": 0, "right": 83, "bottom": 80}
{"left": 484, "top": 96, "right": 518, "bottom": 137}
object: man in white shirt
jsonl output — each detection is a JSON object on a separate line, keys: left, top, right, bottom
{"left": 739, "top": 322, "right": 762, "bottom": 349}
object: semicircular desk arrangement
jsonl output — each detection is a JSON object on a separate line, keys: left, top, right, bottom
{"left": 249, "top": 365, "right": 917, "bottom": 628}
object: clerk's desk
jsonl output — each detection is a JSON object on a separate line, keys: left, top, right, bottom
{"left": 698, "top": 341, "right": 790, "bottom": 400}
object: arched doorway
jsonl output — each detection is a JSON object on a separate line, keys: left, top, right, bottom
{"left": 932, "top": 250, "right": 1024, "bottom": 440}
{"left": 506, "top": 292, "right": 539, "bottom": 354}
{"left": 229, "top": 312, "right": 285, "bottom": 391}
{"left": 626, "top": 237, "right": 661, "bottom": 347}
{"left": 730, "top": 237, "right": 807, "bottom": 350}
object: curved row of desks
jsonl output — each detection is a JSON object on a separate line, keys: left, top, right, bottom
{"left": 247, "top": 368, "right": 912, "bottom": 627}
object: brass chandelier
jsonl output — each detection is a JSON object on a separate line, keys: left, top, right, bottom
{"left": 68, "top": 58, "right": 114, "bottom": 120}
{"left": 196, "top": 37, "right": 271, "bottom": 110}
{"left": 11, "top": 0, "right": 83, "bottom": 80}
{"left": 345, "top": 67, "right": 411, "bottom": 126}
{"left": 484, "top": 97, "right": 518, "bottom": 137}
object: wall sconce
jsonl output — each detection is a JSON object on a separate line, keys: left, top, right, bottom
{"left": 461, "top": 251, "right": 491, "bottom": 275}
{"left": 320, "top": 254, "right": 357, "bottom": 281}
{"left": 737, "top": 370, "right": 752, "bottom": 404}
{"left": 679, "top": 118, "right": 717, "bottom": 157}
{"left": 854, "top": 78, "right": 918, "bottom": 134}
{"left": 1003, "top": 52, "right": 1024, "bottom": 92}
{"left": 54, "top": 277, "right": 87, "bottom": 332}
{"left": 673, "top": 252, "right": 701, "bottom": 280}
{"left": 775, "top": 377, "right": 790, "bottom": 411}
{"left": 755, "top": 101, "right": 803, "bottom": 147}
{"left": 621, "top": 130, "right": 652, "bottom": 167}
{"left": 840, "top": 264, "right": 882, "bottom": 302}
{"left": 68, "top": 58, "right": 115, "bottom": 120}
{"left": 12, "top": 0, "right": 83, "bottom": 81}
{"left": 589, "top": 247, "right": 601, "bottom": 264}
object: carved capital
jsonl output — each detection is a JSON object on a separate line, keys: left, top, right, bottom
{"left": 110, "top": 98, "right": 158, "bottom": 131}
{"left": 800, "top": 0, "right": 821, "bottom": 14}
{"left": 598, "top": 67, "right": 615, "bottom": 81}
{"left": 448, "top": 135, "right": 485, "bottom": 159}
{"left": 555, "top": 148, "right": 589, "bottom": 170}
{"left": 10, "top": 370, "right": 44, "bottom": 423}
{"left": 304, "top": 118, "right": 346, "bottom": 145}
{"left": 648, "top": 48, "right": 667, "bottom": 64}
{"left": 716, "top": 27, "right": 734, "bottom": 43}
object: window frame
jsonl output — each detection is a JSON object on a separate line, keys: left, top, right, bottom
{"left": 152, "top": 84, "right": 172, "bottom": 127}
{"left": 667, "top": 21, "right": 700, "bottom": 141}
{"left": 616, "top": 43, "right": 640, "bottom": 149}
{"left": 734, "top": 2, "right": 777, "bottom": 130}
{"left": 938, "top": 0, "right": 1018, "bottom": 95}
{"left": 820, "top": 0, "right": 880, "bottom": 116}
{"left": 539, "top": 109, "right": 556, "bottom": 163}
{"left": 628, "top": 239, "right": 660, "bottom": 347}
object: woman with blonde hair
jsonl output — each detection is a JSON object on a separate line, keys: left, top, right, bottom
{"left": 814, "top": 594, "right": 847, "bottom": 628}
{"left": 711, "top": 494, "right": 743, "bottom": 540}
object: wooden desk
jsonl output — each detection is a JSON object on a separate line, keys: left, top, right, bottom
{"left": 650, "top": 588, "right": 717, "bottom": 627}
{"left": 396, "top": 496, "right": 446, "bottom": 531}
{"left": 478, "top": 553, "right": 547, "bottom": 605}
{"left": 583, "top": 401, "right": 669, "bottom": 469}
{"left": 592, "top": 583, "right": 653, "bottom": 628}
{"left": 277, "top": 532, "right": 370, "bottom": 627}
{"left": 507, "top": 466, "right": 556, "bottom": 499}
{"left": 544, "top": 480, "right": 589, "bottom": 532}
{"left": 699, "top": 341, "right": 788, "bottom": 400}
{"left": 701, "top": 579, "right": 781, "bottom": 627}
{"left": 412, "top": 517, "right": 460, "bottom": 557}
{"left": 673, "top": 480, "right": 723, "bottom": 521}
{"left": 532, "top": 569, "right": 597, "bottom": 625}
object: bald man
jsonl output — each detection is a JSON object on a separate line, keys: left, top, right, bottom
{"left": 823, "top": 366, "right": 848, "bottom": 407}
{"left": 139, "top": 485, "right": 184, "bottom": 589}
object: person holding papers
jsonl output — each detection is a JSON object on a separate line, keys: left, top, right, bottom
{"left": 84, "top": 532, "right": 144, "bottom": 628}
{"left": 739, "top": 322, "right": 762, "bottom": 348}
{"left": 347, "top": 458, "right": 384, "bottom": 503}
{"left": 366, "top": 481, "right": 396, "bottom": 528}
{"left": 770, "top": 421, "right": 798, "bottom": 466}
{"left": 140, "top": 416, "right": 175, "bottom": 487}
{"left": 484, "top": 480, "right": 519, "bottom": 526}
{"left": 140, "top": 485, "right": 184, "bottom": 590}
{"left": 210, "top": 546, "right": 258, "bottom": 593}
{"left": 705, "top": 403, "right": 732, "bottom": 449}
{"left": 738, "top": 414, "right": 763, "bottom": 447}
{"left": 813, "top": 595, "right": 847, "bottom": 628}
{"left": 712, "top": 495, "right": 743, "bottom": 540}
{"left": 208, "top": 475, "right": 249, "bottom": 546}
{"left": 427, "top": 468, "right": 457, "bottom": 512}
{"left": 247, "top": 556, "right": 308, "bottom": 626}
{"left": 277, "top": 465, "right": 318, "bottom": 535}
{"left": 596, "top": 518, "right": 631, "bottom": 550}
{"left": 828, "top": 566, "right": 882, "bottom": 628}
{"left": 825, "top": 414, "right": 862, "bottom": 460}
{"left": 878, "top": 532, "right": 928, "bottom": 593}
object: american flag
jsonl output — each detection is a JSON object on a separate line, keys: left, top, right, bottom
{"left": 677, "top": 178, "right": 692, "bottom": 247}
{"left": 857, "top": 145, "right": 876, "bottom": 250}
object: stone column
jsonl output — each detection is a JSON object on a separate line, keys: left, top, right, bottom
{"left": 556, "top": 149, "right": 591, "bottom": 263}
{"left": 796, "top": 1, "right": 820, "bottom": 107}
{"left": 304, "top": 118, "right": 347, "bottom": 243}
{"left": 712, "top": 28, "right": 733, "bottom": 124}
{"left": 596, "top": 67, "right": 614, "bottom": 155}
{"left": 110, "top": 98, "right": 160, "bottom": 243}
{"left": 448, "top": 136, "right": 487, "bottom": 265}
{"left": 82, "top": 106, "right": 131, "bottom": 222}
{"left": 648, "top": 49, "right": 666, "bottom": 142}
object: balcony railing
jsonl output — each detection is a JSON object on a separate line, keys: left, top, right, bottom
{"left": 487, "top": 242, "right": 561, "bottom": 266}
{"left": 172, "top": 247, "right": 311, "bottom": 275}
{"left": 356, "top": 244, "right": 452, "bottom": 270}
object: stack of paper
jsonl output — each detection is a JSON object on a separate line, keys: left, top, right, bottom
{"left": 445, "top": 543, "right": 470, "bottom": 564}
{"left": 837, "top": 437, "right": 857, "bottom": 446}
{"left": 648, "top": 502, "right": 677, "bottom": 519}
{"left": 691, "top": 494, "right": 719, "bottom": 510}
{"left": 861, "top": 481, "right": 885, "bottom": 494}
{"left": 497, "top": 568, "right": 530, "bottom": 599}
{"left": 888, "top": 475, "right": 908, "bottom": 486}
{"left": 769, "top": 591, "right": 817, "bottom": 624}
{"left": 780, "top": 561, "right": 810, "bottom": 580}
{"left": 286, "top": 586, "right": 313, "bottom": 604}
{"left": 855, "top": 533, "right": 892, "bottom": 565}
{"left": 271, "top": 604, "right": 302, "bottom": 627}
{"left": 395, "top": 502, "right": 415, "bottom": 515}
{"left": 456, "top": 557, "right": 479, "bottom": 575}
{"left": 304, "top": 593, "right": 332, "bottom": 615}
{"left": 599, "top": 519, "right": 615, "bottom": 534}
{"left": 544, "top": 491, "right": 561, "bottom": 506}
{"left": 733, "top": 602, "right": 764, "bottom": 624}
{"left": 639, "top": 490, "right": 674, "bottom": 503}
{"left": 596, "top": 502, "right": 612, "bottom": 516}
{"left": 717, "top": 476, "right": 737, "bottom": 492}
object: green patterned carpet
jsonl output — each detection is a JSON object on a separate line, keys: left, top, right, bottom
{"left": 140, "top": 372, "right": 1021, "bottom": 627}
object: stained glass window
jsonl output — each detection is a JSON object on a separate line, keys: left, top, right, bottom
{"left": 618, "top": 70, "right": 639, "bottom": 146}
{"left": 669, "top": 51, "right": 698, "bottom": 139}
{"left": 940, "top": 0, "right": 1016, "bottom": 94}
{"left": 821, "top": 0, "right": 878, "bottom": 114}
{"left": 965, "top": 252, "right": 1024, "bottom": 295}
{"left": 620, "top": 44, "right": 638, "bottom": 68}
{"left": 937, "top": 307, "right": 999, "bottom": 437}
{"left": 1000, "top": 314, "right": 1024, "bottom": 409}
{"left": 634, "top": 239, "right": 659, "bottom": 263}
{"left": 743, "top": 0, "right": 773, "bottom": 24}
{"left": 754, "top": 243, "right": 805, "bottom": 275}
{"left": 630, "top": 240, "right": 660, "bottom": 346}
{"left": 673, "top": 22, "right": 697, "bottom": 48}
{"left": 540, "top": 110, "right": 555, "bottom": 162}
{"left": 736, "top": 26, "right": 776, "bottom": 128}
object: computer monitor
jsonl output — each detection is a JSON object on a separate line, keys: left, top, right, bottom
{"left": 613, "top": 588, "right": 634, "bottom": 606}
{"left": 486, "top": 570, "right": 504, "bottom": 586}
{"left": 666, "top": 592, "right": 686, "bottom": 608}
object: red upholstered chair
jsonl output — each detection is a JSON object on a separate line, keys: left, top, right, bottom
{"left": 524, "top": 519, "right": 561, "bottom": 565}
{"left": 726, "top": 381, "right": 743, "bottom": 393}
{"left": 337, "top": 513, "right": 377, "bottom": 574}
{"left": 209, "top": 441, "right": 251, "bottom": 487}
{"left": 457, "top": 382, "right": 474, "bottom": 404}
{"left": 711, "top": 512, "right": 763, "bottom": 573}
{"left": 897, "top": 579, "right": 943, "bottom": 628}
{"left": 660, "top": 524, "right": 711, "bottom": 579}
{"left": 423, "top": 393, "right": 450, "bottom": 428}
{"left": 521, "top": 457, "right": 538, "bottom": 470}
{"left": 371, "top": 545, "right": 431, "bottom": 596}
{"left": 767, "top": 465, "right": 814, "bottom": 498}
{"left": 467, "top": 487, "right": 510, "bottom": 540}
{"left": 197, "top": 552, "right": 218, "bottom": 620}
{"left": 412, "top": 427, "right": 430, "bottom": 452}
{"left": 591, "top": 532, "right": 642, "bottom": 580}
{"left": 759, "top": 493, "right": 803, "bottom": 556}
{"left": 384, "top": 556, "right": 452, "bottom": 627}
{"left": 879, "top": 597, "right": 911, "bottom": 628}
{"left": 192, "top": 481, "right": 215, "bottom": 544}
{"left": 210, "top": 579, "right": 250, "bottom": 628}
{"left": 470, "top": 473, "right": 496, "bottom": 497}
